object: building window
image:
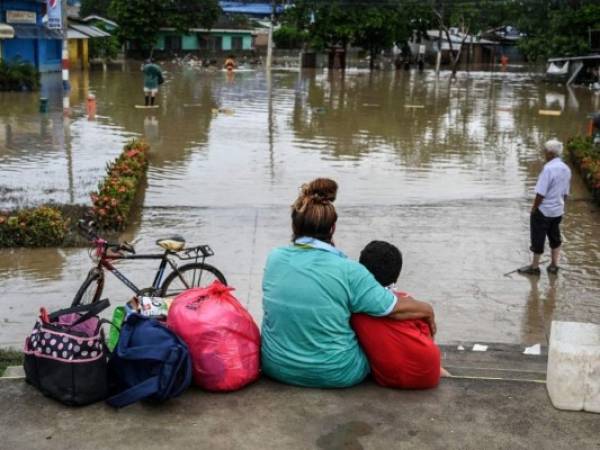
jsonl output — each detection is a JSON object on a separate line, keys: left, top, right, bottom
{"left": 165, "top": 35, "right": 181, "bottom": 51}
{"left": 199, "top": 35, "right": 222, "bottom": 51}
{"left": 232, "top": 36, "right": 243, "bottom": 50}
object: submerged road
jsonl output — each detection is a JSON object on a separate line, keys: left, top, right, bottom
{"left": 1, "top": 67, "right": 599, "bottom": 347}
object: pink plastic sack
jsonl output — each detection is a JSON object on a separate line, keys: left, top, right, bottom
{"left": 167, "top": 281, "right": 260, "bottom": 391}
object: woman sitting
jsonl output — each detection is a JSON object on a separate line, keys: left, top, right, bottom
{"left": 261, "top": 178, "right": 436, "bottom": 388}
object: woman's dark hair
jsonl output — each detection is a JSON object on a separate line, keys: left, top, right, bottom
{"left": 359, "top": 241, "right": 403, "bottom": 287}
{"left": 291, "top": 178, "right": 338, "bottom": 243}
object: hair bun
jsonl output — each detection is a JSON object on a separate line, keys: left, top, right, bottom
{"left": 293, "top": 178, "right": 338, "bottom": 212}
{"left": 303, "top": 178, "right": 337, "bottom": 202}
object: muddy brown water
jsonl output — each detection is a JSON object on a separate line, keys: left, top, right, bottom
{"left": 1, "top": 65, "right": 599, "bottom": 347}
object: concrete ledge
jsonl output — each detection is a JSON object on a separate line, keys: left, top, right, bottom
{"left": 1, "top": 366, "right": 24, "bottom": 379}
{"left": 1, "top": 377, "right": 599, "bottom": 449}
{"left": 441, "top": 343, "right": 547, "bottom": 382}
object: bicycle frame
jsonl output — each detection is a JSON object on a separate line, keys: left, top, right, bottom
{"left": 92, "top": 238, "right": 199, "bottom": 296}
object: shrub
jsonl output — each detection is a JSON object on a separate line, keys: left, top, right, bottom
{"left": 273, "top": 25, "right": 308, "bottom": 49}
{"left": 0, "top": 206, "right": 67, "bottom": 247}
{"left": 91, "top": 139, "right": 149, "bottom": 230}
{"left": 567, "top": 136, "right": 600, "bottom": 203}
{"left": 0, "top": 59, "right": 40, "bottom": 91}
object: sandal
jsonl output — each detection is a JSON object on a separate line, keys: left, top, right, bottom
{"left": 517, "top": 265, "right": 541, "bottom": 276}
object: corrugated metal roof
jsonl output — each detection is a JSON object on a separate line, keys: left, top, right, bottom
{"left": 67, "top": 28, "right": 88, "bottom": 39}
{"left": 81, "top": 15, "right": 118, "bottom": 28}
{"left": 68, "top": 23, "right": 111, "bottom": 39}
{"left": 160, "top": 27, "right": 253, "bottom": 34}
{"left": 426, "top": 30, "right": 498, "bottom": 45}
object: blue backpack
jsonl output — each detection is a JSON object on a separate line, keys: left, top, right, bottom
{"left": 107, "top": 314, "right": 192, "bottom": 408}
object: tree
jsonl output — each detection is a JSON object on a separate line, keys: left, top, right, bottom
{"left": 80, "top": 0, "right": 112, "bottom": 19}
{"left": 109, "top": 0, "right": 220, "bottom": 55}
{"left": 89, "top": 23, "right": 120, "bottom": 65}
{"left": 278, "top": 0, "right": 432, "bottom": 70}
{"left": 517, "top": 0, "right": 600, "bottom": 61}
{"left": 273, "top": 25, "right": 309, "bottom": 49}
{"left": 351, "top": 2, "right": 401, "bottom": 70}
{"left": 431, "top": 0, "right": 520, "bottom": 77}
{"left": 353, "top": 0, "right": 433, "bottom": 70}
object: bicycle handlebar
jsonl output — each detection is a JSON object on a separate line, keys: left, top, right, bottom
{"left": 78, "top": 219, "right": 98, "bottom": 240}
{"left": 78, "top": 220, "right": 135, "bottom": 254}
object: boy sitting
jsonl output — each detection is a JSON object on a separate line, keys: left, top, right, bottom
{"left": 351, "top": 240, "right": 444, "bottom": 389}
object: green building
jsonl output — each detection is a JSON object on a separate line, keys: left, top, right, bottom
{"left": 156, "top": 28, "right": 254, "bottom": 53}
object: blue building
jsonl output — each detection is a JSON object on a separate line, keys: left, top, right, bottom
{"left": 219, "top": 1, "right": 286, "bottom": 18}
{"left": 0, "top": 0, "right": 62, "bottom": 72}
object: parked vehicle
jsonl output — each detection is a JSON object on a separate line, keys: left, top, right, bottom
{"left": 72, "top": 220, "right": 226, "bottom": 306}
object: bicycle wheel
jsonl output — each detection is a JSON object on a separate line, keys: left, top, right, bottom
{"left": 72, "top": 269, "right": 104, "bottom": 306}
{"left": 160, "top": 263, "right": 226, "bottom": 297}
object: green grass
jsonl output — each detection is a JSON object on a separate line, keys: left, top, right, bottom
{"left": 0, "top": 349, "right": 23, "bottom": 377}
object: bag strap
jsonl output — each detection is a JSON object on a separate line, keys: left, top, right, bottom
{"left": 106, "top": 376, "right": 161, "bottom": 408}
{"left": 49, "top": 299, "right": 111, "bottom": 326}
{"left": 116, "top": 344, "right": 172, "bottom": 362}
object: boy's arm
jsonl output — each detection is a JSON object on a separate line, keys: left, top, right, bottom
{"left": 387, "top": 294, "right": 437, "bottom": 335}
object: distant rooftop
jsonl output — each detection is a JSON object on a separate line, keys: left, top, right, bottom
{"left": 219, "top": 1, "right": 285, "bottom": 17}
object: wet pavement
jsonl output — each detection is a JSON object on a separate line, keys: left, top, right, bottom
{"left": 1, "top": 65, "right": 600, "bottom": 347}
{"left": 2, "top": 375, "right": 600, "bottom": 449}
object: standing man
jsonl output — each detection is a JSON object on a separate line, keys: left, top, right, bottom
{"left": 142, "top": 59, "right": 164, "bottom": 106}
{"left": 519, "top": 139, "right": 572, "bottom": 275}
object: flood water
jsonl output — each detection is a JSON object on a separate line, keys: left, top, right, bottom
{"left": 1, "top": 64, "right": 599, "bottom": 347}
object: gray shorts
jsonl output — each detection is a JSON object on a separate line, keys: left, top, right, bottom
{"left": 144, "top": 87, "right": 158, "bottom": 95}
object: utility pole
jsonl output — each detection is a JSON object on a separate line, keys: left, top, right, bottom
{"left": 61, "top": 0, "right": 69, "bottom": 92}
{"left": 60, "top": 0, "right": 70, "bottom": 118}
{"left": 266, "top": 0, "right": 275, "bottom": 71}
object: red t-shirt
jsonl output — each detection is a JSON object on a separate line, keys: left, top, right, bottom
{"left": 351, "top": 292, "right": 441, "bottom": 389}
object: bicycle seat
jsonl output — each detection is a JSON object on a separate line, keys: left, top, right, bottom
{"left": 156, "top": 235, "right": 185, "bottom": 252}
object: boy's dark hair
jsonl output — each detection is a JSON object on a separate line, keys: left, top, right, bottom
{"left": 359, "top": 240, "right": 403, "bottom": 287}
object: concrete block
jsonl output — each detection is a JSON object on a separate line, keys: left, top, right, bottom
{"left": 1, "top": 366, "right": 25, "bottom": 379}
{"left": 547, "top": 321, "right": 600, "bottom": 413}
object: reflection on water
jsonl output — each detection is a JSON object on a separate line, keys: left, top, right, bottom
{"left": 1, "top": 65, "right": 599, "bottom": 346}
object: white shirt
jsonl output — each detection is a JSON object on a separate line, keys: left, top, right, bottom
{"left": 535, "top": 157, "right": 571, "bottom": 217}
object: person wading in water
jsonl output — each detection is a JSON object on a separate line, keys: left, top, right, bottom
{"left": 142, "top": 59, "right": 164, "bottom": 107}
{"left": 518, "top": 139, "right": 572, "bottom": 275}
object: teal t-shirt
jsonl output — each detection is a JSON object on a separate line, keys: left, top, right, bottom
{"left": 142, "top": 63, "right": 163, "bottom": 89}
{"left": 261, "top": 242, "right": 397, "bottom": 388}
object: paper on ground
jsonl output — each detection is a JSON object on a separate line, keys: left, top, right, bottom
{"left": 472, "top": 344, "right": 488, "bottom": 352}
{"left": 523, "top": 343, "right": 541, "bottom": 355}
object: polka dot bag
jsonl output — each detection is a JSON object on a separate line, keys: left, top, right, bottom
{"left": 24, "top": 299, "right": 111, "bottom": 406}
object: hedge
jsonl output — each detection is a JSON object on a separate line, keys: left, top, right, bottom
{"left": 0, "top": 140, "right": 149, "bottom": 247}
{"left": 0, "top": 59, "right": 40, "bottom": 91}
{"left": 90, "top": 139, "right": 150, "bottom": 230}
{"left": 567, "top": 136, "right": 600, "bottom": 204}
{"left": 0, "top": 206, "right": 68, "bottom": 247}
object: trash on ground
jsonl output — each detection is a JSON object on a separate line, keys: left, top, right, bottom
{"left": 472, "top": 344, "right": 488, "bottom": 352}
{"left": 523, "top": 343, "right": 541, "bottom": 355}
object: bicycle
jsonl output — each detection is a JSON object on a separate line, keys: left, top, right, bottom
{"left": 72, "top": 220, "right": 227, "bottom": 306}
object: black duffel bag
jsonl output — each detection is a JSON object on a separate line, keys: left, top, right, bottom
{"left": 24, "top": 299, "right": 111, "bottom": 406}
